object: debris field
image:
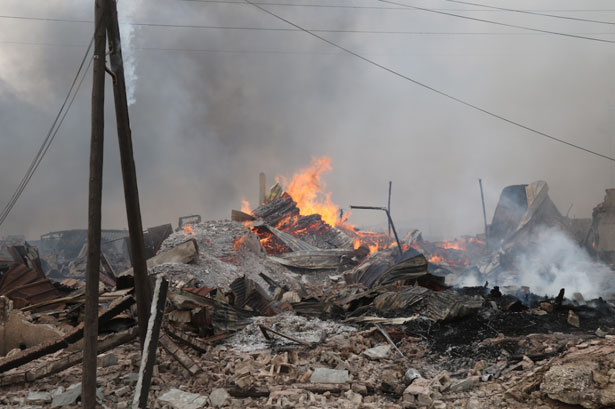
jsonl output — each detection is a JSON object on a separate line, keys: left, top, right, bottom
{"left": 2, "top": 175, "right": 615, "bottom": 409}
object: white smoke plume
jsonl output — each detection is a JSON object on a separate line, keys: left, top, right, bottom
{"left": 499, "top": 227, "right": 613, "bottom": 299}
{"left": 117, "top": 0, "right": 141, "bottom": 105}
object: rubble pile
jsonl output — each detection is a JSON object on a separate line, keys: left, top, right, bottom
{"left": 2, "top": 175, "right": 615, "bottom": 408}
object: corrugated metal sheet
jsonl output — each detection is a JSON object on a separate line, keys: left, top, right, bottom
{"left": 0, "top": 264, "right": 62, "bottom": 309}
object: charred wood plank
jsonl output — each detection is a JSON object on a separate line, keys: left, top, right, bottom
{"left": 0, "top": 328, "right": 137, "bottom": 386}
{"left": 269, "top": 249, "right": 356, "bottom": 270}
{"left": 259, "top": 324, "right": 314, "bottom": 347}
{"left": 270, "top": 383, "right": 350, "bottom": 394}
{"left": 164, "top": 325, "right": 210, "bottom": 353}
{"left": 263, "top": 225, "right": 319, "bottom": 252}
{"left": 159, "top": 334, "right": 202, "bottom": 375}
{"left": 133, "top": 277, "right": 168, "bottom": 408}
{"left": 229, "top": 386, "right": 270, "bottom": 398}
{"left": 100, "top": 251, "right": 117, "bottom": 286}
{"left": 231, "top": 210, "right": 256, "bottom": 222}
{"left": 252, "top": 197, "right": 299, "bottom": 226}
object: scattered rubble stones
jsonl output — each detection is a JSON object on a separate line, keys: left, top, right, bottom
{"left": 568, "top": 309, "right": 581, "bottom": 328}
{"left": 226, "top": 313, "right": 356, "bottom": 352}
{"left": 97, "top": 352, "right": 118, "bottom": 368}
{"left": 362, "top": 344, "right": 391, "bottom": 360}
{"left": 26, "top": 391, "right": 51, "bottom": 403}
{"left": 404, "top": 368, "right": 421, "bottom": 385}
{"left": 155, "top": 220, "right": 308, "bottom": 292}
{"left": 309, "top": 368, "right": 349, "bottom": 384}
{"left": 158, "top": 388, "right": 208, "bottom": 409}
{"left": 209, "top": 387, "right": 230, "bottom": 407}
{"left": 50, "top": 383, "right": 82, "bottom": 407}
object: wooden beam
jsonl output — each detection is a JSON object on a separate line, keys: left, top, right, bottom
{"left": 133, "top": 277, "right": 168, "bottom": 408}
{"left": 0, "top": 295, "right": 134, "bottom": 374}
{"left": 106, "top": 0, "right": 151, "bottom": 345}
{"left": 0, "top": 328, "right": 137, "bottom": 386}
{"left": 159, "top": 334, "right": 202, "bottom": 376}
{"left": 83, "top": 0, "right": 107, "bottom": 406}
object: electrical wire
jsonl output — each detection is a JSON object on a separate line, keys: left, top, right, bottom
{"left": 0, "top": 40, "right": 94, "bottom": 228}
{"left": 441, "top": 0, "right": 615, "bottom": 26}
{"left": 379, "top": 0, "right": 615, "bottom": 44}
{"left": 179, "top": 0, "right": 615, "bottom": 13}
{"left": 243, "top": 0, "right": 615, "bottom": 162}
{"left": 3, "top": 13, "right": 615, "bottom": 38}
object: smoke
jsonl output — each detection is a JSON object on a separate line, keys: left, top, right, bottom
{"left": 117, "top": 0, "right": 141, "bottom": 105}
{"left": 502, "top": 227, "right": 614, "bottom": 299}
{"left": 0, "top": 0, "right": 614, "bottom": 242}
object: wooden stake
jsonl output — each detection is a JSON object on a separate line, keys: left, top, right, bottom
{"left": 133, "top": 277, "right": 168, "bottom": 408}
{"left": 479, "top": 179, "right": 488, "bottom": 240}
{"left": 83, "top": 0, "right": 107, "bottom": 407}
{"left": 106, "top": 0, "right": 151, "bottom": 345}
{"left": 387, "top": 181, "right": 392, "bottom": 238}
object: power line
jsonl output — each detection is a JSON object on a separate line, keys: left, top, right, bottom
{"left": 179, "top": 0, "right": 615, "bottom": 13}
{"left": 379, "top": 0, "right": 615, "bottom": 44}
{"left": 3, "top": 14, "right": 615, "bottom": 37}
{"left": 242, "top": 0, "right": 615, "bottom": 163}
{"left": 0, "top": 39, "right": 94, "bottom": 227}
{"left": 441, "top": 0, "right": 615, "bottom": 25}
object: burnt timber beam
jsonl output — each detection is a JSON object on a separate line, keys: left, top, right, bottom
{"left": 133, "top": 277, "right": 168, "bottom": 408}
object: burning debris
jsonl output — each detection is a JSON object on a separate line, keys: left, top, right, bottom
{"left": 1, "top": 158, "right": 615, "bottom": 408}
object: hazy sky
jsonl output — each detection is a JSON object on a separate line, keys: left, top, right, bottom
{"left": 0, "top": 0, "right": 614, "bottom": 240}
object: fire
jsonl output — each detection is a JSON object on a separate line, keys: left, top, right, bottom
{"left": 429, "top": 255, "right": 443, "bottom": 264}
{"left": 241, "top": 199, "right": 252, "bottom": 214}
{"left": 183, "top": 225, "right": 195, "bottom": 236}
{"left": 353, "top": 237, "right": 361, "bottom": 250}
{"left": 247, "top": 156, "right": 391, "bottom": 255}
{"left": 412, "top": 236, "right": 486, "bottom": 266}
{"left": 283, "top": 157, "right": 340, "bottom": 227}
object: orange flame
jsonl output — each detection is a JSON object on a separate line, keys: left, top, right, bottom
{"left": 429, "top": 255, "right": 443, "bottom": 264}
{"left": 184, "top": 225, "right": 195, "bottom": 236}
{"left": 250, "top": 156, "right": 391, "bottom": 256}
{"left": 283, "top": 156, "right": 339, "bottom": 227}
{"left": 353, "top": 237, "right": 361, "bottom": 250}
{"left": 241, "top": 199, "right": 252, "bottom": 214}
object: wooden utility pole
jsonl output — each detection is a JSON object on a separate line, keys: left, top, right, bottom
{"left": 82, "top": 0, "right": 107, "bottom": 407}
{"left": 106, "top": 0, "right": 151, "bottom": 345}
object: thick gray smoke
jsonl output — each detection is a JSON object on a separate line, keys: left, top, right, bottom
{"left": 507, "top": 227, "right": 614, "bottom": 298}
{"left": 0, "top": 0, "right": 614, "bottom": 240}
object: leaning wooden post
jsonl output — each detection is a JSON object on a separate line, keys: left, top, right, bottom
{"left": 479, "top": 179, "right": 488, "bottom": 240}
{"left": 133, "top": 277, "right": 168, "bottom": 408}
{"left": 82, "top": 0, "right": 107, "bottom": 407}
{"left": 106, "top": 0, "right": 151, "bottom": 345}
{"left": 387, "top": 181, "right": 392, "bottom": 238}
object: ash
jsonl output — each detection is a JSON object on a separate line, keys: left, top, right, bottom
{"left": 226, "top": 312, "right": 357, "bottom": 352}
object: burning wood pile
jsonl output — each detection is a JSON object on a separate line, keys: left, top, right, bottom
{"left": 1, "top": 157, "right": 615, "bottom": 408}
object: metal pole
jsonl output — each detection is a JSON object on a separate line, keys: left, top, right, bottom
{"left": 350, "top": 205, "right": 403, "bottom": 257}
{"left": 387, "top": 181, "right": 392, "bottom": 238}
{"left": 478, "top": 179, "right": 488, "bottom": 239}
{"left": 83, "top": 0, "right": 107, "bottom": 407}
{"left": 106, "top": 0, "right": 151, "bottom": 346}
